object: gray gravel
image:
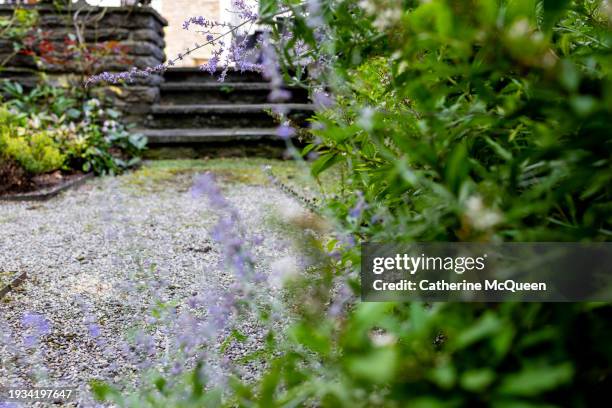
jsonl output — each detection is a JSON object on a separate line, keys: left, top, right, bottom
{"left": 0, "top": 162, "right": 306, "bottom": 406}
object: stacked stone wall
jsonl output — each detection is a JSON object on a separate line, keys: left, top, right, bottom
{"left": 0, "top": 4, "right": 168, "bottom": 124}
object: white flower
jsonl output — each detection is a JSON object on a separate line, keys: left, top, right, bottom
{"left": 358, "top": 0, "right": 377, "bottom": 15}
{"left": 373, "top": 7, "right": 401, "bottom": 31}
{"left": 465, "top": 196, "right": 502, "bottom": 231}
{"left": 87, "top": 98, "right": 101, "bottom": 108}
{"left": 369, "top": 330, "right": 397, "bottom": 347}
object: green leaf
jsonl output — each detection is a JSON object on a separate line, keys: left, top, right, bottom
{"left": 484, "top": 136, "right": 512, "bottom": 161}
{"left": 542, "top": 0, "right": 571, "bottom": 31}
{"left": 311, "top": 152, "right": 341, "bottom": 177}
{"left": 347, "top": 347, "right": 397, "bottom": 384}
{"left": 106, "top": 108, "right": 121, "bottom": 119}
{"left": 429, "top": 362, "right": 456, "bottom": 389}
{"left": 461, "top": 369, "right": 496, "bottom": 392}
{"left": 570, "top": 95, "right": 597, "bottom": 116}
{"left": 454, "top": 312, "right": 502, "bottom": 349}
{"left": 289, "top": 322, "right": 330, "bottom": 355}
{"left": 90, "top": 380, "right": 119, "bottom": 402}
{"left": 154, "top": 376, "right": 166, "bottom": 392}
{"left": 302, "top": 143, "right": 316, "bottom": 157}
{"left": 201, "top": 388, "right": 223, "bottom": 407}
{"left": 445, "top": 142, "right": 469, "bottom": 194}
{"left": 66, "top": 108, "right": 81, "bottom": 119}
{"left": 497, "top": 363, "right": 574, "bottom": 396}
{"left": 259, "top": 0, "right": 278, "bottom": 19}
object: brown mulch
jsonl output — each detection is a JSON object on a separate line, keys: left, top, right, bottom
{"left": 0, "top": 159, "right": 32, "bottom": 194}
{"left": 0, "top": 160, "right": 84, "bottom": 197}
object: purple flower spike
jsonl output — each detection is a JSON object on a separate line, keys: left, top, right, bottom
{"left": 21, "top": 312, "right": 51, "bottom": 347}
{"left": 22, "top": 312, "right": 51, "bottom": 334}
{"left": 276, "top": 124, "right": 296, "bottom": 140}
{"left": 348, "top": 190, "right": 368, "bottom": 219}
{"left": 313, "top": 89, "right": 334, "bottom": 109}
{"left": 88, "top": 324, "right": 101, "bottom": 338}
{"left": 190, "top": 172, "right": 228, "bottom": 208}
{"left": 269, "top": 88, "right": 292, "bottom": 102}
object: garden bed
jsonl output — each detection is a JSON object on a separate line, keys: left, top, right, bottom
{"left": 0, "top": 171, "right": 93, "bottom": 202}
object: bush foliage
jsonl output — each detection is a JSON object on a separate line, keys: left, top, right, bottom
{"left": 302, "top": 0, "right": 612, "bottom": 243}
{"left": 0, "top": 80, "right": 146, "bottom": 180}
{"left": 90, "top": 0, "right": 611, "bottom": 406}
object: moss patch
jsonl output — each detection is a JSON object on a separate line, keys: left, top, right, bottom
{"left": 119, "top": 158, "right": 341, "bottom": 197}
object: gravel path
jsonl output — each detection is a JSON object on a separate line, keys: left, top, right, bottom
{"left": 0, "top": 160, "right": 307, "bottom": 406}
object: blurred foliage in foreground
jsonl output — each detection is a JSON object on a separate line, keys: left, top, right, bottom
{"left": 93, "top": 1, "right": 612, "bottom": 407}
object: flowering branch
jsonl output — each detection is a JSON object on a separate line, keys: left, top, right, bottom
{"left": 85, "top": 16, "right": 257, "bottom": 86}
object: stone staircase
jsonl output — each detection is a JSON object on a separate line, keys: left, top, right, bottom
{"left": 139, "top": 68, "right": 313, "bottom": 157}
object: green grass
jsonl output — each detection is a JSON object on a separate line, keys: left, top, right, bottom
{"left": 121, "top": 158, "right": 342, "bottom": 196}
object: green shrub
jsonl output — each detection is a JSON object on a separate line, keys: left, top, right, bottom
{"left": 1, "top": 130, "right": 65, "bottom": 174}
{"left": 0, "top": 81, "right": 147, "bottom": 177}
{"left": 301, "top": 0, "right": 612, "bottom": 242}
{"left": 266, "top": 0, "right": 611, "bottom": 404}
{"left": 91, "top": 1, "right": 612, "bottom": 406}
{"left": 0, "top": 106, "right": 65, "bottom": 174}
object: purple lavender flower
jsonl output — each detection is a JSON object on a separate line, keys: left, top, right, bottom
{"left": 307, "top": 0, "right": 325, "bottom": 27}
{"left": 86, "top": 63, "right": 168, "bottom": 87}
{"left": 307, "top": 151, "right": 320, "bottom": 161}
{"left": 175, "top": 311, "right": 206, "bottom": 351}
{"left": 232, "top": 0, "right": 258, "bottom": 21}
{"left": 276, "top": 124, "right": 296, "bottom": 140}
{"left": 88, "top": 324, "right": 101, "bottom": 338}
{"left": 313, "top": 89, "right": 334, "bottom": 109}
{"left": 269, "top": 88, "right": 292, "bottom": 102}
{"left": 21, "top": 312, "right": 51, "bottom": 347}
{"left": 207, "top": 304, "right": 228, "bottom": 330}
{"left": 87, "top": 1, "right": 263, "bottom": 87}
{"left": 183, "top": 16, "right": 221, "bottom": 30}
{"left": 190, "top": 173, "right": 257, "bottom": 280}
{"left": 204, "top": 55, "right": 220, "bottom": 74}
{"left": 218, "top": 67, "right": 229, "bottom": 82}
{"left": 22, "top": 313, "right": 51, "bottom": 334}
{"left": 273, "top": 104, "right": 290, "bottom": 116}
{"left": 328, "top": 283, "right": 353, "bottom": 317}
{"left": 211, "top": 218, "right": 254, "bottom": 279}
{"left": 135, "top": 331, "right": 156, "bottom": 356}
{"left": 170, "top": 361, "right": 183, "bottom": 376}
{"left": 348, "top": 190, "right": 368, "bottom": 219}
{"left": 190, "top": 173, "right": 228, "bottom": 208}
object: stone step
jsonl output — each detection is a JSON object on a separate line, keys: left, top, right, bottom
{"left": 161, "top": 82, "right": 272, "bottom": 91}
{"left": 159, "top": 82, "right": 309, "bottom": 105}
{"left": 163, "top": 67, "right": 265, "bottom": 83}
{"left": 139, "top": 128, "right": 280, "bottom": 144}
{"left": 146, "top": 103, "right": 314, "bottom": 129}
{"left": 152, "top": 103, "right": 314, "bottom": 114}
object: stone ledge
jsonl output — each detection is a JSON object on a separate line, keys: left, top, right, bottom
{"left": 0, "top": 5, "right": 168, "bottom": 27}
{"left": 139, "top": 128, "right": 280, "bottom": 144}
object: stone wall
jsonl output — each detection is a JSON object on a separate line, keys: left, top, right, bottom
{"left": 0, "top": 3, "right": 167, "bottom": 124}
